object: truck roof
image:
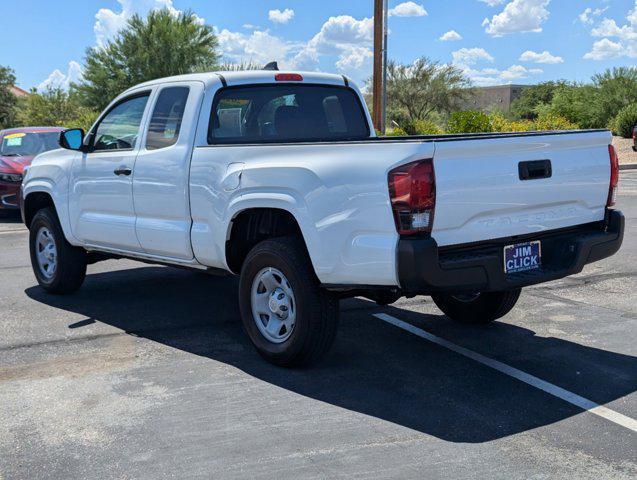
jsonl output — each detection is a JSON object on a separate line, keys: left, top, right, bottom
{"left": 125, "top": 70, "right": 350, "bottom": 93}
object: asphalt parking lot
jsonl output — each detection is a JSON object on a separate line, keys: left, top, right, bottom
{"left": 1, "top": 172, "right": 636, "bottom": 480}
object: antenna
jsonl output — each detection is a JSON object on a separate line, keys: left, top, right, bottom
{"left": 263, "top": 61, "right": 279, "bottom": 71}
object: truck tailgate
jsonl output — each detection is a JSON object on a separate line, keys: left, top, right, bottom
{"left": 431, "top": 131, "right": 612, "bottom": 247}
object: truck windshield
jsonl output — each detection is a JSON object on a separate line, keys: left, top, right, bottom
{"left": 1, "top": 132, "right": 60, "bottom": 157}
{"left": 209, "top": 84, "right": 370, "bottom": 144}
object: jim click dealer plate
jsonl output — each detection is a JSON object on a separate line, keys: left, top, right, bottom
{"left": 504, "top": 240, "right": 541, "bottom": 274}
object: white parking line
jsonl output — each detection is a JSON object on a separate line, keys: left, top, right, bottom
{"left": 374, "top": 313, "right": 637, "bottom": 433}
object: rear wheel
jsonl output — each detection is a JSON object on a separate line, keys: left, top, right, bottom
{"left": 431, "top": 289, "right": 521, "bottom": 325}
{"left": 239, "top": 237, "right": 339, "bottom": 367}
{"left": 29, "top": 207, "right": 87, "bottom": 294}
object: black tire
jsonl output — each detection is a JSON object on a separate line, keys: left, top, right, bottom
{"left": 29, "top": 207, "right": 87, "bottom": 294}
{"left": 431, "top": 289, "right": 521, "bottom": 325}
{"left": 238, "top": 237, "right": 339, "bottom": 367}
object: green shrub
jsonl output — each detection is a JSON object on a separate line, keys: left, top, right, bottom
{"left": 533, "top": 112, "right": 579, "bottom": 131}
{"left": 385, "top": 127, "right": 408, "bottom": 136}
{"left": 543, "top": 85, "right": 603, "bottom": 128}
{"left": 612, "top": 104, "right": 637, "bottom": 138}
{"left": 446, "top": 110, "right": 493, "bottom": 134}
{"left": 401, "top": 119, "right": 443, "bottom": 135}
{"left": 489, "top": 113, "right": 534, "bottom": 132}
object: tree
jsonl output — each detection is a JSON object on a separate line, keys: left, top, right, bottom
{"left": 76, "top": 8, "right": 218, "bottom": 111}
{"left": 592, "top": 67, "right": 637, "bottom": 128}
{"left": 378, "top": 57, "right": 470, "bottom": 124}
{"left": 540, "top": 84, "right": 603, "bottom": 129}
{"left": 16, "top": 88, "right": 99, "bottom": 132}
{"left": 0, "top": 65, "right": 18, "bottom": 129}
{"left": 510, "top": 81, "right": 568, "bottom": 120}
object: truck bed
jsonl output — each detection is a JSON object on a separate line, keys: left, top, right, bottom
{"left": 375, "top": 129, "right": 609, "bottom": 143}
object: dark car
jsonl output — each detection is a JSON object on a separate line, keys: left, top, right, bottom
{"left": 0, "top": 127, "right": 64, "bottom": 213}
{"left": 633, "top": 125, "right": 636, "bottom": 152}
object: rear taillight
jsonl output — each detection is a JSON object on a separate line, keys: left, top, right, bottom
{"left": 608, "top": 145, "right": 619, "bottom": 207}
{"left": 388, "top": 159, "right": 435, "bottom": 235}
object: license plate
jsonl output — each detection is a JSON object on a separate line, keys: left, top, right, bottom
{"left": 504, "top": 241, "right": 541, "bottom": 274}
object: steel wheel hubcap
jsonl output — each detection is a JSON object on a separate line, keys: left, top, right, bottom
{"left": 251, "top": 267, "right": 296, "bottom": 343}
{"left": 35, "top": 226, "right": 57, "bottom": 280}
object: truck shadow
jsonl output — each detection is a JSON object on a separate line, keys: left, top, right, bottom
{"left": 25, "top": 265, "right": 637, "bottom": 443}
{"left": 0, "top": 211, "right": 22, "bottom": 223}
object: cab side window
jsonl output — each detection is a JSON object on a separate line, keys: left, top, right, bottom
{"left": 92, "top": 94, "right": 150, "bottom": 152}
{"left": 146, "top": 87, "right": 190, "bottom": 150}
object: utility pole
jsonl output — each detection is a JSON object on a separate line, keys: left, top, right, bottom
{"left": 372, "top": 0, "right": 387, "bottom": 134}
{"left": 382, "top": 0, "right": 388, "bottom": 134}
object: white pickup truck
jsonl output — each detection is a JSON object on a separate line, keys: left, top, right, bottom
{"left": 21, "top": 69, "right": 624, "bottom": 367}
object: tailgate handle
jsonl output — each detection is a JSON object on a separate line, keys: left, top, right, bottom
{"left": 519, "top": 160, "right": 552, "bottom": 181}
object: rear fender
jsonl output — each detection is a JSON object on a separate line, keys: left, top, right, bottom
{"left": 225, "top": 191, "right": 321, "bottom": 274}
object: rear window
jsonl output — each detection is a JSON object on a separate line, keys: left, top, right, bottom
{"left": 146, "top": 87, "right": 190, "bottom": 150}
{"left": 208, "top": 85, "right": 369, "bottom": 144}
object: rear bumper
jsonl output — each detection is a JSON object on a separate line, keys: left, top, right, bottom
{"left": 398, "top": 210, "right": 625, "bottom": 295}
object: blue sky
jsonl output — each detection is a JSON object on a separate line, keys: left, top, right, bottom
{"left": 2, "top": 0, "right": 636, "bottom": 91}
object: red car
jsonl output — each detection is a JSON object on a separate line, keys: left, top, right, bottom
{"left": 0, "top": 127, "right": 64, "bottom": 213}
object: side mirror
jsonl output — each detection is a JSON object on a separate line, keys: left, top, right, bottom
{"left": 59, "top": 129, "right": 86, "bottom": 152}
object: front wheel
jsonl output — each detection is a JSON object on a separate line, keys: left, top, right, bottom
{"left": 29, "top": 207, "right": 87, "bottom": 294}
{"left": 238, "top": 237, "right": 339, "bottom": 367}
{"left": 431, "top": 289, "right": 521, "bottom": 325}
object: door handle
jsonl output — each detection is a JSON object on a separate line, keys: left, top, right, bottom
{"left": 114, "top": 167, "right": 132, "bottom": 176}
{"left": 519, "top": 160, "right": 552, "bottom": 181}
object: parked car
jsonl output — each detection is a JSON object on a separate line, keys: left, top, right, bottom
{"left": 0, "top": 127, "right": 64, "bottom": 213}
{"left": 20, "top": 70, "right": 624, "bottom": 367}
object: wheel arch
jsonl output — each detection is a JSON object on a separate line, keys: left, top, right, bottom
{"left": 23, "top": 190, "right": 56, "bottom": 228}
{"left": 22, "top": 185, "right": 78, "bottom": 246}
{"left": 225, "top": 207, "right": 318, "bottom": 276}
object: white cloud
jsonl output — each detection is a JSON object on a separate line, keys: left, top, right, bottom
{"left": 292, "top": 15, "right": 374, "bottom": 71}
{"left": 578, "top": 7, "right": 609, "bottom": 25}
{"left": 94, "top": 0, "right": 204, "bottom": 48}
{"left": 38, "top": 61, "right": 83, "bottom": 92}
{"left": 519, "top": 50, "right": 563, "bottom": 64}
{"left": 389, "top": 2, "right": 428, "bottom": 17}
{"left": 499, "top": 64, "right": 540, "bottom": 80}
{"left": 217, "top": 28, "right": 298, "bottom": 67}
{"left": 463, "top": 64, "right": 543, "bottom": 86}
{"left": 268, "top": 8, "right": 295, "bottom": 25}
{"left": 452, "top": 47, "right": 495, "bottom": 67}
{"left": 584, "top": 38, "right": 624, "bottom": 60}
{"left": 583, "top": 0, "right": 637, "bottom": 60}
{"left": 439, "top": 30, "right": 463, "bottom": 41}
{"left": 450, "top": 46, "right": 543, "bottom": 86}
{"left": 478, "top": 0, "right": 506, "bottom": 6}
{"left": 217, "top": 14, "right": 375, "bottom": 84}
{"left": 335, "top": 46, "right": 373, "bottom": 70}
{"left": 483, "top": 0, "right": 551, "bottom": 37}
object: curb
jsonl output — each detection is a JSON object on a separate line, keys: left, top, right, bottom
{"left": 620, "top": 163, "right": 637, "bottom": 171}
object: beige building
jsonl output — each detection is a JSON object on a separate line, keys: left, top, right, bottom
{"left": 463, "top": 85, "right": 530, "bottom": 112}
